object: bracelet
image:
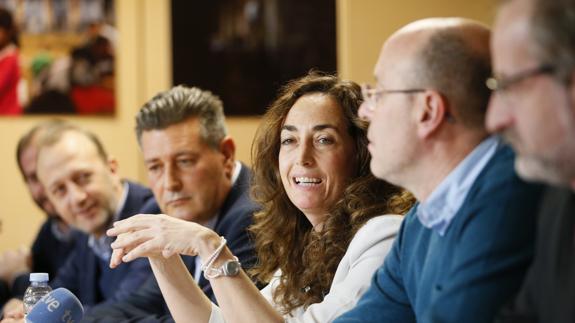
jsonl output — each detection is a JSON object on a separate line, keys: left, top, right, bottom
{"left": 201, "top": 236, "right": 227, "bottom": 274}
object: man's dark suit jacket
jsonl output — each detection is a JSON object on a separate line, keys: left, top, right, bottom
{"left": 52, "top": 181, "right": 160, "bottom": 308}
{"left": 30, "top": 217, "right": 77, "bottom": 281}
{"left": 83, "top": 165, "right": 258, "bottom": 323}
{"left": 0, "top": 282, "right": 9, "bottom": 308}
{"left": 496, "top": 186, "right": 575, "bottom": 323}
{"left": 8, "top": 217, "right": 78, "bottom": 300}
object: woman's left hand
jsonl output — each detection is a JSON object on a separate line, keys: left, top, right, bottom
{"left": 107, "top": 214, "right": 213, "bottom": 268}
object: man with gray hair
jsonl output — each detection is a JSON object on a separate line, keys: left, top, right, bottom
{"left": 487, "top": 0, "right": 575, "bottom": 322}
{"left": 84, "top": 85, "right": 258, "bottom": 322}
{"left": 335, "top": 17, "right": 543, "bottom": 323}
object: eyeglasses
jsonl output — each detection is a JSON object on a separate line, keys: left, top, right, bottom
{"left": 361, "top": 84, "right": 427, "bottom": 111}
{"left": 486, "top": 64, "right": 555, "bottom": 93}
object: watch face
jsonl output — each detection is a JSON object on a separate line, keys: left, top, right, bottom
{"left": 224, "top": 260, "right": 241, "bottom": 276}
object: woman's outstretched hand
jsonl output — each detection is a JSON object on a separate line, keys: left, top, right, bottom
{"left": 107, "top": 213, "right": 213, "bottom": 268}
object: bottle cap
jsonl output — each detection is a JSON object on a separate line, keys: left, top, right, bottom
{"left": 29, "top": 273, "right": 49, "bottom": 282}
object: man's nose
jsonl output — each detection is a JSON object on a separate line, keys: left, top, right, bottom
{"left": 68, "top": 183, "right": 88, "bottom": 206}
{"left": 163, "top": 165, "right": 182, "bottom": 191}
{"left": 358, "top": 101, "right": 374, "bottom": 121}
{"left": 486, "top": 94, "right": 514, "bottom": 134}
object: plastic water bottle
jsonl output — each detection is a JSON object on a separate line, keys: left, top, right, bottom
{"left": 23, "top": 273, "right": 52, "bottom": 315}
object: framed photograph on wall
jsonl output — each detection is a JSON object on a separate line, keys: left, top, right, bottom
{"left": 0, "top": 0, "right": 116, "bottom": 115}
{"left": 171, "top": 0, "right": 337, "bottom": 116}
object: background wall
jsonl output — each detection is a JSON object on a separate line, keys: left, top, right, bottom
{"left": 0, "top": 0, "right": 494, "bottom": 252}
{"left": 337, "top": 0, "right": 495, "bottom": 82}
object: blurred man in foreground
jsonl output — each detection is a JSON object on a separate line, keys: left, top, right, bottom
{"left": 488, "top": 0, "right": 575, "bottom": 321}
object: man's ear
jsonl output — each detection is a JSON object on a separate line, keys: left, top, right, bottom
{"left": 219, "top": 136, "right": 236, "bottom": 177}
{"left": 107, "top": 156, "right": 119, "bottom": 174}
{"left": 416, "top": 90, "right": 449, "bottom": 139}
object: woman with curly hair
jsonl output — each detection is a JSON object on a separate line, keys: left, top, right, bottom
{"left": 108, "top": 72, "right": 414, "bottom": 322}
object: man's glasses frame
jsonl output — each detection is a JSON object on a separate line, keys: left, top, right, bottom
{"left": 486, "top": 64, "right": 555, "bottom": 93}
{"left": 361, "top": 84, "right": 426, "bottom": 111}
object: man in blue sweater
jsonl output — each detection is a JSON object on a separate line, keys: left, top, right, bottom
{"left": 335, "top": 18, "right": 543, "bottom": 323}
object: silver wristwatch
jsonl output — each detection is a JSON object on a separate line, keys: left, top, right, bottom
{"left": 220, "top": 258, "right": 242, "bottom": 276}
{"left": 205, "top": 256, "right": 241, "bottom": 278}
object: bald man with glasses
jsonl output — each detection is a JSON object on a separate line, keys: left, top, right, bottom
{"left": 335, "top": 18, "right": 544, "bottom": 323}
